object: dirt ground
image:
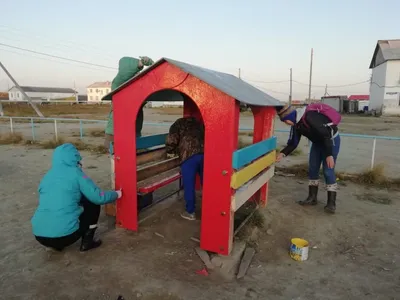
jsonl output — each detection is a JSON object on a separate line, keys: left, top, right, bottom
{"left": 1, "top": 145, "right": 400, "bottom": 300}
{"left": 1, "top": 108, "right": 400, "bottom": 177}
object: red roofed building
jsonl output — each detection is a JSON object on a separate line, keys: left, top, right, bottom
{"left": 348, "top": 95, "right": 369, "bottom": 101}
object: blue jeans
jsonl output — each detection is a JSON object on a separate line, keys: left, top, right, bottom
{"left": 181, "top": 154, "right": 204, "bottom": 214}
{"left": 309, "top": 135, "right": 340, "bottom": 185}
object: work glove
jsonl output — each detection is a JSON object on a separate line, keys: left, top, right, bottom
{"left": 139, "top": 56, "right": 154, "bottom": 66}
{"left": 116, "top": 189, "right": 122, "bottom": 199}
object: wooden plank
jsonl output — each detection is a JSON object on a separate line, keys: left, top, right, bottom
{"left": 232, "top": 136, "right": 277, "bottom": 170}
{"left": 105, "top": 155, "right": 116, "bottom": 216}
{"left": 195, "top": 247, "right": 214, "bottom": 270}
{"left": 237, "top": 247, "right": 256, "bottom": 279}
{"left": 137, "top": 157, "right": 180, "bottom": 181}
{"left": 137, "top": 147, "right": 166, "bottom": 166}
{"left": 230, "top": 151, "right": 276, "bottom": 189}
{"left": 105, "top": 203, "right": 116, "bottom": 216}
{"left": 136, "top": 133, "right": 167, "bottom": 150}
{"left": 231, "top": 166, "right": 275, "bottom": 212}
{"left": 137, "top": 167, "right": 181, "bottom": 193}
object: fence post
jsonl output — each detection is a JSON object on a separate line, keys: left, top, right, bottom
{"left": 54, "top": 119, "right": 58, "bottom": 141}
{"left": 30, "top": 118, "right": 35, "bottom": 141}
{"left": 79, "top": 120, "right": 83, "bottom": 140}
{"left": 371, "top": 138, "right": 376, "bottom": 170}
{"left": 9, "top": 117, "right": 13, "bottom": 133}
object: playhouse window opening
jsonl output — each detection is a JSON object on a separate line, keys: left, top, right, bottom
{"left": 238, "top": 103, "right": 254, "bottom": 149}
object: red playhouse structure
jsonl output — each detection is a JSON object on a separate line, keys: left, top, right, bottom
{"left": 104, "top": 58, "right": 281, "bottom": 255}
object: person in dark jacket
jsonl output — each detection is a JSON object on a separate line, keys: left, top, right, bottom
{"left": 31, "top": 143, "right": 122, "bottom": 252}
{"left": 166, "top": 117, "right": 205, "bottom": 220}
{"left": 275, "top": 105, "right": 340, "bottom": 213}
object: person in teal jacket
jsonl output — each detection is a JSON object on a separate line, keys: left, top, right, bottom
{"left": 31, "top": 143, "right": 122, "bottom": 252}
{"left": 104, "top": 56, "right": 154, "bottom": 154}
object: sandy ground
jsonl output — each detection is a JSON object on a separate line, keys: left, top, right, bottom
{"left": 0, "top": 109, "right": 399, "bottom": 177}
{"left": 1, "top": 145, "right": 400, "bottom": 300}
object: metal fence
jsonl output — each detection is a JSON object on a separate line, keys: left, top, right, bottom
{"left": 1, "top": 116, "right": 400, "bottom": 177}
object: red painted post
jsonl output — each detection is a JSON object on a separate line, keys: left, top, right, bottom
{"left": 179, "top": 77, "right": 237, "bottom": 255}
{"left": 251, "top": 106, "right": 275, "bottom": 206}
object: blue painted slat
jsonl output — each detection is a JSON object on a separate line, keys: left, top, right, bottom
{"left": 136, "top": 133, "right": 168, "bottom": 149}
{"left": 232, "top": 136, "right": 277, "bottom": 169}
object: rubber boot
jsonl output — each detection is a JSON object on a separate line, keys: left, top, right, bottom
{"left": 298, "top": 185, "right": 318, "bottom": 205}
{"left": 324, "top": 191, "right": 336, "bottom": 214}
{"left": 80, "top": 228, "right": 102, "bottom": 252}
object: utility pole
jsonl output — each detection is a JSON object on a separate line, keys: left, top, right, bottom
{"left": 238, "top": 68, "right": 241, "bottom": 79}
{"left": 0, "top": 61, "right": 44, "bottom": 117}
{"left": 308, "top": 48, "right": 313, "bottom": 103}
{"left": 289, "top": 68, "right": 293, "bottom": 105}
{"left": 324, "top": 84, "right": 328, "bottom": 96}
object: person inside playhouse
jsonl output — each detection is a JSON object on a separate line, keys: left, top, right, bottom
{"left": 166, "top": 116, "right": 205, "bottom": 221}
{"left": 104, "top": 56, "right": 154, "bottom": 154}
{"left": 31, "top": 143, "right": 122, "bottom": 252}
{"left": 275, "top": 104, "right": 341, "bottom": 214}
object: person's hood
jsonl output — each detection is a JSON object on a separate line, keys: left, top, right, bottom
{"left": 52, "top": 143, "right": 82, "bottom": 167}
{"left": 118, "top": 57, "right": 143, "bottom": 80}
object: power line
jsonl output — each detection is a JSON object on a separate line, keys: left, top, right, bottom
{"left": 293, "top": 79, "right": 369, "bottom": 88}
{"left": 0, "top": 47, "right": 116, "bottom": 73}
{"left": 0, "top": 42, "right": 117, "bottom": 70}
{"left": 255, "top": 85, "right": 290, "bottom": 96}
{"left": 244, "top": 78, "right": 289, "bottom": 84}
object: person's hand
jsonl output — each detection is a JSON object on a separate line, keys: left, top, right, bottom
{"left": 139, "top": 56, "right": 154, "bottom": 66}
{"left": 276, "top": 152, "right": 285, "bottom": 163}
{"left": 326, "top": 156, "right": 335, "bottom": 169}
{"left": 116, "top": 189, "right": 122, "bottom": 199}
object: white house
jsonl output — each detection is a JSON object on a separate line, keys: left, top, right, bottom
{"left": 87, "top": 81, "right": 111, "bottom": 102}
{"left": 8, "top": 86, "right": 77, "bottom": 101}
{"left": 369, "top": 39, "right": 400, "bottom": 115}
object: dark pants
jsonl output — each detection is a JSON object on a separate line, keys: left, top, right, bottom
{"left": 309, "top": 134, "right": 341, "bottom": 184}
{"left": 181, "top": 154, "right": 204, "bottom": 214}
{"left": 35, "top": 197, "right": 101, "bottom": 251}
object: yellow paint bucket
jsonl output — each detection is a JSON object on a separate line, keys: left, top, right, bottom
{"left": 289, "top": 238, "right": 309, "bottom": 261}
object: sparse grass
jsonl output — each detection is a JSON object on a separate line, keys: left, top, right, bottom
{"left": 239, "top": 131, "right": 254, "bottom": 137}
{"left": 249, "top": 209, "right": 265, "bottom": 229}
{"left": 0, "top": 132, "right": 24, "bottom": 144}
{"left": 238, "top": 138, "right": 252, "bottom": 149}
{"left": 40, "top": 137, "right": 66, "bottom": 149}
{"left": 88, "top": 128, "right": 105, "bottom": 137}
{"left": 0, "top": 132, "right": 24, "bottom": 145}
{"left": 276, "top": 163, "right": 400, "bottom": 189}
{"left": 2, "top": 103, "right": 110, "bottom": 117}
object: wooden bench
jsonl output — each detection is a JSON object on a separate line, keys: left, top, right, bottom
{"left": 105, "top": 151, "right": 182, "bottom": 216}
{"left": 137, "top": 167, "right": 181, "bottom": 194}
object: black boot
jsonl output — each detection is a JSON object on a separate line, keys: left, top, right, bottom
{"left": 324, "top": 191, "right": 336, "bottom": 214}
{"left": 80, "top": 227, "right": 102, "bottom": 252}
{"left": 298, "top": 186, "right": 318, "bottom": 205}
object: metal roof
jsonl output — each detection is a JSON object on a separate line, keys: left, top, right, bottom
{"left": 103, "top": 58, "right": 282, "bottom": 106}
{"left": 12, "top": 86, "right": 77, "bottom": 94}
{"left": 369, "top": 40, "right": 400, "bottom": 68}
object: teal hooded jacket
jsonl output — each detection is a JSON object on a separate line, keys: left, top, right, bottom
{"left": 31, "top": 143, "right": 118, "bottom": 238}
{"left": 105, "top": 56, "right": 154, "bottom": 137}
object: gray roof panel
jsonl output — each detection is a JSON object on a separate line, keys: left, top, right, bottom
{"left": 20, "top": 86, "right": 76, "bottom": 94}
{"left": 103, "top": 58, "right": 282, "bottom": 106}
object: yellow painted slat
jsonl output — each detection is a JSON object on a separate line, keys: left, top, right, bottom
{"left": 230, "top": 150, "right": 276, "bottom": 189}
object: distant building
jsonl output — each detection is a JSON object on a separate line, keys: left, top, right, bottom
{"left": 369, "top": 39, "right": 400, "bottom": 115}
{"left": 87, "top": 81, "right": 111, "bottom": 102}
{"left": 8, "top": 86, "right": 77, "bottom": 101}
{"left": 348, "top": 95, "right": 369, "bottom": 112}
{"left": 321, "top": 95, "right": 348, "bottom": 112}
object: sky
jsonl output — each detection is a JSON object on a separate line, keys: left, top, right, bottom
{"left": 0, "top": 0, "right": 399, "bottom": 101}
